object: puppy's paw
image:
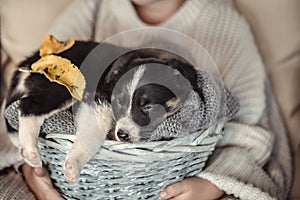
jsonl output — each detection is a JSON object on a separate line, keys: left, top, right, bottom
{"left": 63, "top": 158, "right": 80, "bottom": 183}
{"left": 20, "top": 147, "right": 42, "bottom": 168}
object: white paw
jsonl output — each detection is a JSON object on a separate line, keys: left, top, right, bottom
{"left": 63, "top": 158, "right": 80, "bottom": 183}
{"left": 20, "top": 147, "right": 42, "bottom": 167}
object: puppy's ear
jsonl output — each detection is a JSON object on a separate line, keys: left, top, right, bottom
{"left": 165, "top": 97, "right": 181, "bottom": 117}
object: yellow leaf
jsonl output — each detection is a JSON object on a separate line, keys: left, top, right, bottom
{"left": 21, "top": 55, "right": 86, "bottom": 101}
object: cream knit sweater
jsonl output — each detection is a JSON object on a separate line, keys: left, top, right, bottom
{"left": 47, "top": 0, "right": 292, "bottom": 199}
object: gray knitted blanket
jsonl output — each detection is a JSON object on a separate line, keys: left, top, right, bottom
{"left": 151, "top": 71, "right": 239, "bottom": 141}
{"left": 0, "top": 168, "right": 35, "bottom": 200}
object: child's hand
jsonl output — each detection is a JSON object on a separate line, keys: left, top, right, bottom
{"left": 160, "top": 176, "right": 224, "bottom": 200}
{"left": 22, "top": 164, "right": 64, "bottom": 200}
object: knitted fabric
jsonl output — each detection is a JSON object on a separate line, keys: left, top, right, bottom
{"left": 5, "top": 103, "right": 75, "bottom": 136}
{"left": 151, "top": 71, "right": 239, "bottom": 141}
{"left": 0, "top": 168, "right": 35, "bottom": 200}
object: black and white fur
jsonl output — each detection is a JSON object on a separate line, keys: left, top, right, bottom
{"left": 3, "top": 42, "right": 200, "bottom": 182}
{"left": 4, "top": 42, "right": 98, "bottom": 169}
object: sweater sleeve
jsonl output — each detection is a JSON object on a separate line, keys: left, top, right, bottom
{"left": 47, "top": 0, "right": 100, "bottom": 41}
{"left": 195, "top": 1, "right": 289, "bottom": 199}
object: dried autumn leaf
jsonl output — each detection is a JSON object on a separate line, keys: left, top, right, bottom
{"left": 19, "top": 55, "right": 85, "bottom": 101}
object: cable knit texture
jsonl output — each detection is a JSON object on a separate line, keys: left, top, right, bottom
{"left": 0, "top": 169, "right": 35, "bottom": 200}
{"left": 0, "top": 0, "right": 291, "bottom": 199}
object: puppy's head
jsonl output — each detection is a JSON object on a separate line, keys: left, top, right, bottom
{"left": 111, "top": 63, "right": 193, "bottom": 142}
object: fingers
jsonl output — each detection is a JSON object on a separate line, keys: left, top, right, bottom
{"left": 22, "top": 163, "right": 46, "bottom": 177}
{"left": 22, "top": 163, "right": 64, "bottom": 200}
{"left": 160, "top": 180, "right": 186, "bottom": 199}
{"left": 160, "top": 177, "right": 225, "bottom": 200}
{"left": 22, "top": 163, "right": 33, "bottom": 177}
{"left": 43, "top": 188, "right": 65, "bottom": 200}
{"left": 33, "top": 167, "right": 47, "bottom": 177}
{"left": 169, "top": 193, "right": 188, "bottom": 200}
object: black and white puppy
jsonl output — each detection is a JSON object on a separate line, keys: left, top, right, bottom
{"left": 64, "top": 47, "right": 200, "bottom": 182}
{"left": 4, "top": 42, "right": 200, "bottom": 182}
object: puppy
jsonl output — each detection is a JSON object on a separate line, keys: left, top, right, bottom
{"left": 63, "top": 48, "right": 200, "bottom": 182}
{"left": 4, "top": 41, "right": 200, "bottom": 182}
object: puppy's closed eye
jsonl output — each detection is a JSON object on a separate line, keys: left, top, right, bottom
{"left": 140, "top": 95, "right": 153, "bottom": 112}
{"left": 142, "top": 103, "right": 153, "bottom": 112}
{"left": 165, "top": 97, "right": 181, "bottom": 116}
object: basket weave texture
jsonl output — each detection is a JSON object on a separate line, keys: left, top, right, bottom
{"left": 5, "top": 100, "right": 224, "bottom": 200}
{"left": 5, "top": 70, "right": 239, "bottom": 199}
{"left": 39, "top": 125, "right": 223, "bottom": 200}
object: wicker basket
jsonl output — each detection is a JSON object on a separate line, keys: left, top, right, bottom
{"left": 38, "top": 123, "right": 224, "bottom": 200}
{"left": 5, "top": 91, "right": 229, "bottom": 200}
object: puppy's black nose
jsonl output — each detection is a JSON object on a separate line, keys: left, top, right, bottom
{"left": 117, "top": 130, "right": 130, "bottom": 142}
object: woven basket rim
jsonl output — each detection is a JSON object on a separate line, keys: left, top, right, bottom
{"left": 38, "top": 123, "right": 224, "bottom": 162}
{"left": 39, "top": 124, "right": 219, "bottom": 149}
